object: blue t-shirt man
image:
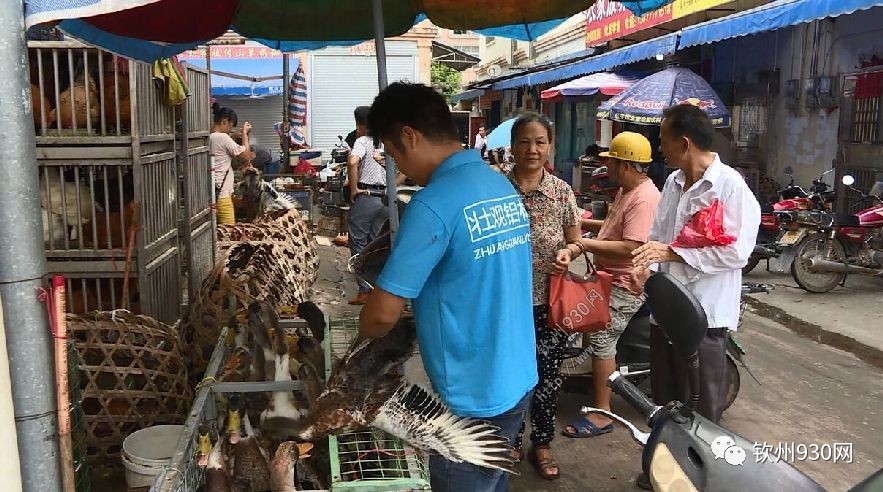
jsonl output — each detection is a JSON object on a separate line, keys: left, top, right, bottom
{"left": 376, "top": 149, "right": 538, "bottom": 417}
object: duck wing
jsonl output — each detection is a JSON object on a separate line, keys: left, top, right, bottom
{"left": 371, "top": 383, "right": 517, "bottom": 474}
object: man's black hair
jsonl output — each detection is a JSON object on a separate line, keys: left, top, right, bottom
{"left": 354, "top": 106, "right": 371, "bottom": 126}
{"left": 367, "top": 83, "right": 459, "bottom": 150}
{"left": 662, "top": 103, "right": 714, "bottom": 151}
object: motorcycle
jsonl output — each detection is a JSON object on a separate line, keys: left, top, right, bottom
{"left": 789, "top": 174, "right": 883, "bottom": 293}
{"left": 577, "top": 166, "right": 619, "bottom": 224}
{"left": 560, "top": 281, "right": 768, "bottom": 413}
{"left": 580, "top": 272, "right": 883, "bottom": 492}
{"left": 745, "top": 166, "right": 836, "bottom": 275}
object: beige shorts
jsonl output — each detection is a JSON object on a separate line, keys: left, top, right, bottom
{"left": 587, "top": 284, "right": 644, "bottom": 359}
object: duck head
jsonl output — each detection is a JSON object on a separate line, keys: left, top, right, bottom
{"left": 226, "top": 394, "right": 244, "bottom": 445}
{"left": 196, "top": 423, "right": 213, "bottom": 468}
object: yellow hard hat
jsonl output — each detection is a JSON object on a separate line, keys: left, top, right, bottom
{"left": 598, "top": 131, "right": 653, "bottom": 164}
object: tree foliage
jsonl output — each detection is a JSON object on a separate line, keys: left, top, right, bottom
{"left": 431, "top": 62, "right": 461, "bottom": 104}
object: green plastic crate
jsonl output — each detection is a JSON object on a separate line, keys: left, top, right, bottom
{"left": 325, "top": 317, "right": 431, "bottom": 491}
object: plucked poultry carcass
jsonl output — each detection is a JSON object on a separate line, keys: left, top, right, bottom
{"left": 294, "top": 316, "right": 517, "bottom": 474}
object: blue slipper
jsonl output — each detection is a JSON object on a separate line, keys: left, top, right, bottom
{"left": 562, "top": 417, "right": 614, "bottom": 438}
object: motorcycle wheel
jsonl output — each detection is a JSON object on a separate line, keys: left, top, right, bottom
{"left": 791, "top": 234, "right": 847, "bottom": 293}
{"left": 721, "top": 353, "right": 740, "bottom": 413}
{"left": 742, "top": 255, "right": 761, "bottom": 275}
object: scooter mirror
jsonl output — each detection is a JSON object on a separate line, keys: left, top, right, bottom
{"left": 842, "top": 175, "right": 856, "bottom": 186}
{"left": 644, "top": 272, "right": 708, "bottom": 357}
{"left": 783, "top": 166, "right": 793, "bottom": 176}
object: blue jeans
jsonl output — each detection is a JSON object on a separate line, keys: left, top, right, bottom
{"left": 429, "top": 391, "right": 531, "bottom": 492}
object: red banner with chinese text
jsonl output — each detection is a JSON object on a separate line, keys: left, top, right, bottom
{"left": 585, "top": 0, "right": 730, "bottom": 47}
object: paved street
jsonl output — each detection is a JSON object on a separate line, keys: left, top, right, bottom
{"left": 314, "top": 240, "right": 883, "bottom": 491}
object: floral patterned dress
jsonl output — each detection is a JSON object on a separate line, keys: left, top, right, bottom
{"left": 509, "top": 171, "right": 580, "bottom": 306}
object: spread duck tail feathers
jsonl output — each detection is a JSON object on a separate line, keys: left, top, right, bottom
{"left": 371, "top": 383, "right": 518, "bottom": 474}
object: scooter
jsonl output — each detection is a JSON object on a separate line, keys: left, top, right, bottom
{"left": 578, "top": 273, "right": 870, "bottom": 492}
{"left": 561, "top": 282, "right": 768, "bottom": 413}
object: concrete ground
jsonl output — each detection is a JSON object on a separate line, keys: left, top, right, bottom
{"left": 314, "top": 240, "right": 883, "bottom": 492}
{"left": 742, "top": 265, "right": 883, "bottom": 370}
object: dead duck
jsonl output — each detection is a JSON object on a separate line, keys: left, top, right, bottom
{"left": 248, "top": 301, "right": 311, "bottom": 441}
{"left": 296, "top": 360, "right": 324, "bottom": 407}
{"left": 269, "top": 441, "right": 314, "bottom": 491}
{"left": 231, "top": 408, "right": 271, "bottom": 491}
{"left": 247, "top": 301, "right": 283, "bottom": 381}
{"left": 205, "top": 431, "right": 233, "bottom": 492}
{"left": 294, "top": 316, "right": 516, "bottom": 474}
{"left": 220, "top": 346, "right": 253, "bottom": 383}
{"left": 292, "top": 335, "right": 324, "bottom": 376}
{"left": 196, "top": 423, "right": 213, "bottom": 468}
{"left": 295, "top": 301, "right": 326, "bottom": 343}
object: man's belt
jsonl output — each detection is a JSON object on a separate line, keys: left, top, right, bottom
{"left": 359, "top": 183, "right": 386, "bottom": 190}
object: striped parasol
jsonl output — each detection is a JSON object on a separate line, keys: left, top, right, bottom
{"left": 288, "top": 59, "right": 307, "bottom": 147}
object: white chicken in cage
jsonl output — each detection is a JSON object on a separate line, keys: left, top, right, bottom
{"left": 39, "top": 172, "right": 101, "bottom": 247}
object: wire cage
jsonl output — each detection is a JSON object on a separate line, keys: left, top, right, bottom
{"left": 67, "top": 311, "right": 192, "bottom": 466}
{"left": 325, "top": 317, "right": 431, "bottom": 491}
{"left": 152, "top": 320, "right": 329, "bottom": 492}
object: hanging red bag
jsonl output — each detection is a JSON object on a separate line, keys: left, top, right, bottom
{"left": 547, "top": 253, "right": 613, "bottom": 333}
{"left": 671, "top": 200, "right": 736, "bottom": 248}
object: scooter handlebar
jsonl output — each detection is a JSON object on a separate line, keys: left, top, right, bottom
{"left": 609, "top": 372, "right": 657, "bottom": 418}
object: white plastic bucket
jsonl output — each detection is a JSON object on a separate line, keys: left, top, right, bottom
{"left": 121, "top": 425, "right": 184, "bottom": 489}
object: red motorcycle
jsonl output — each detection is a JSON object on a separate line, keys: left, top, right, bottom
{"left": 745, "top": 167, "right": 835, "bottom": 275}
{"left": 789, "top": 174, "right": 883, "bottom": 293}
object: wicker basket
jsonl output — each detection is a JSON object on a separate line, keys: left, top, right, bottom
{"left": 182, "top": 240, "right": 317, "bottom": 378}
{"left": 68, "top": 339, "right": 92, "bottom": 492}
{"left": 67, "top": 311, "right": 192, "bottom": 465}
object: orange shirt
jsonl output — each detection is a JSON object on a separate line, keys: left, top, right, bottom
{"left": 595, "top": 179, "right": 661, "bottom": 293}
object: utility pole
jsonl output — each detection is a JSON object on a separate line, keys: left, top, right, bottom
{"left": 0, "top": 2, "right": 63, "bottom": 491}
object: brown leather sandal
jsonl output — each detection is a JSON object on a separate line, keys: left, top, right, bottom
{"left": 529, "top": 445, "right": 560, "bottom": 480}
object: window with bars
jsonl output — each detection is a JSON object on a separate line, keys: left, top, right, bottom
{"left": 846, "top": 70, "right": 883, "bottom": 143}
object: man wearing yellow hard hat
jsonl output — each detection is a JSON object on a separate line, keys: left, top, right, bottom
{"left": 562, "top": 132, "right": 661, "bottom": 439}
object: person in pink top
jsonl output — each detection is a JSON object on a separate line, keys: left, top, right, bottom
{"left": 562, "top": 132, "right": 661, "bottom": 438}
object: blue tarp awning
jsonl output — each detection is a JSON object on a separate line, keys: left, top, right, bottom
{"left": 493, "top": 33, "right": 678, "bottom": 91}
{"left": 451, "top": 89, "right": 485, "bottom": 103}
{"left": 679, "top": 0, "right": 883, "bottom": 49}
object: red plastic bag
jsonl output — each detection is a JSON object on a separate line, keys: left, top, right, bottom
{"left": 671, "top": 200, "right": 736, "bottom": 248}
{"left": 293, "top": 158, "right": 317, "bottom": 177}
{"left": 548, "top": 254, "right": 613, "bottom": 333}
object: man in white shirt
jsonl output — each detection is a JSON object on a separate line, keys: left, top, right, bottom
{"left": 632, "top": 103, "right": 760, "bottom": 425}
{"left": 473, "top": 125, "right": 488, "bottom": 159}
{"left": 347, "top": 106, "right": 405, "bottom": 305}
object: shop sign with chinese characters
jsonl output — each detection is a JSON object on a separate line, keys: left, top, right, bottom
{"left": 585, "top": 0, "right": 731, "bottom": 47}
